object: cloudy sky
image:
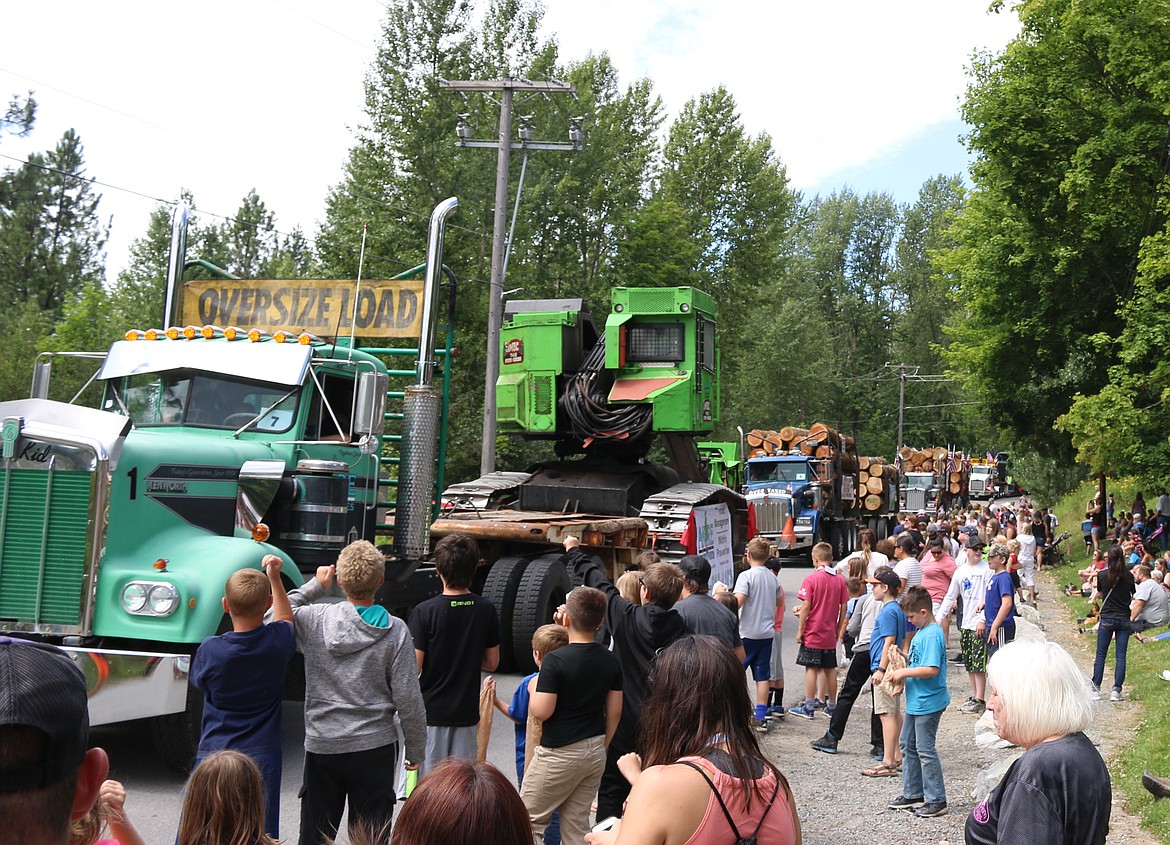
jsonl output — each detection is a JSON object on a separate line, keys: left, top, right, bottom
{"left": 1, "top": 1, "right": 1019, "bottom": 278}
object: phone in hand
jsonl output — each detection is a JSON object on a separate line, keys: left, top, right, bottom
{"left": 591, "top": 816, "right": 620, "bottom": 833}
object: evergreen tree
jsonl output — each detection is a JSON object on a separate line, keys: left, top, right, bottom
{"left": 0, "top": 129, "right": 107, "bottom": 316}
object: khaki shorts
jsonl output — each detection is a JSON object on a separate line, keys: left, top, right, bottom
{"left": 872, "top": 682, "right": 903, "bottom": 716}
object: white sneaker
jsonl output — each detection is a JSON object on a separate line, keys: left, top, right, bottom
{"left": 1090, "top": 683, "right": 1102, "bottom": 701}
{"left": 1160, "top": 670, "right": 1170, "bottom": 682}
{"left": 1110, "top": 689, "right": 1123, "bottom": 702}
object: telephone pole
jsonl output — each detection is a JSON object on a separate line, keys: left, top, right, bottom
{"left": 438, "top": 77, "right": 579, "bottom": 476}
{"left": 885, "top": 363, "right": 919, "bottom": 454}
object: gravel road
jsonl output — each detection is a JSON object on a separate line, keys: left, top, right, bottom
{"left": 769, "top": 566, "right": 1157, "bottom": 845}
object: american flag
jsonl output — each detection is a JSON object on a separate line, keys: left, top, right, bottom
{"left": 986, "top": 450, "right": 995, "bottom": 463}
{"left": 946, "top": 450, "right": 957, "bottom": 474}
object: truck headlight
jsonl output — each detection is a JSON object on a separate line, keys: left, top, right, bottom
{"left": 148, "top": 584, "right": 180, "bottom": 615}
{"left": 121, "top": 581, "right": 180, "bottom": 617}
{"left": 121, "top": 583, "right": 147, "bottom": 613}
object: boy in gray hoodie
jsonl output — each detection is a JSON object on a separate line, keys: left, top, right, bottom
{"left": 285, "top": 540, "right": 426, "bottom": 845}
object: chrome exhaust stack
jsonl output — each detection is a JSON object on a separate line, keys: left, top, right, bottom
{"left": 163, "top": 204, "right": 189, "bottom": 328}
{"left": 395, "top": 197, "right": 459, "bottom": 560}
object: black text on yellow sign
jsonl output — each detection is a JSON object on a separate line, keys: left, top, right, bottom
{"left": 181, "top": 279, "right": 425, "bottom": 338}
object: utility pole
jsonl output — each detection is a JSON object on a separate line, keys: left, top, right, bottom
{"left": 438, "top": 77, "right": 579, "bottom": 476}
{"left": 885, "top": 362, "right": 919, "bottom": 454}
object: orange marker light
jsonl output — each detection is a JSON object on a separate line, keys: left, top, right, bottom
{"left": 251, "top": 524, "right": 271, "bottom": 542}
{"left": 153, "top": 558, "right": 169, "bottom": 571}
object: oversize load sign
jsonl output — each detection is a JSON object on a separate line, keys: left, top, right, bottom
{"left": 181, "top": 279, "right": 424, "bottom": 338}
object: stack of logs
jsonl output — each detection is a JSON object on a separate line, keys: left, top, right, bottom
{"left": 898, "top": 447, "right": 970, "bottom": 496}
{"left": 746, "top": 423, "right": 856, "bottom": 459}
{"left": 858, "top": 456, "right": 899, "bottom": 513}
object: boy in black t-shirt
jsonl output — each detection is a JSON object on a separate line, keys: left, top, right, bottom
{"left": 520, "top": 586, "right": 623, "bottom": 845}
{"left": 409, "top": 533, "right": 501, "bottom": 775}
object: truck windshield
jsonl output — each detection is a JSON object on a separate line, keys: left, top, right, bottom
{"left": 905, "top": 475, "right": 933, "bottom": 491}
{"left": 103, "top": 370, "right": 298, "bottom": 432}
{"left": 748, "top": 461, "right": 809, "bottom": 484}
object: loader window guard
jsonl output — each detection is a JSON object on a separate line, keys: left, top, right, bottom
{"left": 626, "top": 322, "right": 684, "bottom": 364}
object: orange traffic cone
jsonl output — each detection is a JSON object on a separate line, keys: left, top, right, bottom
{"left": 781, "top": 514, "right": 798, "bottom": 548}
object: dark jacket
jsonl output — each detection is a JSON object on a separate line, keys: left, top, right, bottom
{"left": 563, "top": 548, "right": 689, "bottom": 725}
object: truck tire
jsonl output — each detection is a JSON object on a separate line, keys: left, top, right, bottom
{"left": 480, "top": 556, "right": 528, "bottom": 673}
{"left": 511, "top": 557, "right": 571, "bottom": 675}
{"left": 151, "top": 678, "right": 203, "bottom": 774}
{"left": 827, "top": 522, "right": 850, "bottom": 561}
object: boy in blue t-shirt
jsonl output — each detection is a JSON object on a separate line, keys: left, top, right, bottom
{"left": 488, "top": 623, "right": 569, "bottom": 845}
{"left": 978, "top": 542, "right": 1017, "bottom": 659}
{"left": 190, "top": 554, "right": 296, "bottom": 839}
{"left": 887, "top": 585, "right": 950, "bottom": 818}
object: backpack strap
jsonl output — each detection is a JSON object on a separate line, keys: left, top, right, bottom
{"left": 678, "top": 760, "right": 780, "bottom": 845}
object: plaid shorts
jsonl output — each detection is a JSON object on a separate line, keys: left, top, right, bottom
{"left": 960, "top": 627, "right": 988, "bottom": 673}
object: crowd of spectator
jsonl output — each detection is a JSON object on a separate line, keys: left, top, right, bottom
{"left": 2, "top": 501, "right": 1126, "bottom": 845}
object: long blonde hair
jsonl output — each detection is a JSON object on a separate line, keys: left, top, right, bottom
{"left": 850, "top": 528, "right": 878, "bottom": 580}
{"left": 177, "top": 750, "right": 278, "bottom": 845}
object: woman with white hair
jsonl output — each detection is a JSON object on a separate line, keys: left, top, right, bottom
{"left": 965, "top": 639, "right": 1110, "bottom": 845}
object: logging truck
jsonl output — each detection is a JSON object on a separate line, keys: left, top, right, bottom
{"left": 899, "top": 447, "right": 970, "bottom": 513}
{"left": 741, "top": 425, "right": 900, "bottom": 560}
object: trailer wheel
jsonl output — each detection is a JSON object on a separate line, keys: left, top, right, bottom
{"left": 512, "top": 557, "right": 571, "bottom": 675}
{"left": 151, "top": 676, "right": 203, "bottom": 774}
{"left": 480, "top": 556, "right": 528, "bottom": 673}
{"left": 823, "top": 522, "right": 847, "bottom": 561}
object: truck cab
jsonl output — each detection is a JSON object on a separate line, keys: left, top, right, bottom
{"left": 0, "top": 329, "right": 393, "bottom": 769}
{"left": 969, "top": 464, "right": 996, "bottom": 499}
{"left": 902, "top": 471, "right": 937, "bottom": 512}
{"left": 744, "top": 453, "right": 855, "bottom": 557}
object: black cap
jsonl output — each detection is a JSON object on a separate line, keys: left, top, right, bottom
{"left": 967, "top": 536, "right": 987, "bottom": 550}
{"left": 0, "top": 639, "right": 89, "bottom": 791}
{"left": 677, "top": 555, "right": 712, "bottom": 588}
{"left": 865, "top": 569, "right": 902, "bottom": 594}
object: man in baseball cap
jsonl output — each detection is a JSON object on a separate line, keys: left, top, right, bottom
{"left": 0, "top": 638, "right": 108, "bottom": 845}
{"left": 675, "top": 555, "right": 744, "bottom": 660}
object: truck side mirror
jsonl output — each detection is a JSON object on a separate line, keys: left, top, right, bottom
{"left": 31, "top": 357, "right": 52, "bottom": 399}
{"left": 354, "top": 371, "right": 388, "bottom": 437}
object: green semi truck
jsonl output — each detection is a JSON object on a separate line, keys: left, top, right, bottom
{"left": 0, "top": 200, "right": 462, "bottom": 770}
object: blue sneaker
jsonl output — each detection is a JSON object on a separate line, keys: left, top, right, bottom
{"left": 823, "top": 704, "right": 836, "bottom": 718}
{"left": 812, "top": 698, "right": 826, "bottom": 710}
{"left": 789, "top": 703, "right": 816, "bottom": 720}
{"left": 766, "top": 705, "right": 787, "bottom": 719}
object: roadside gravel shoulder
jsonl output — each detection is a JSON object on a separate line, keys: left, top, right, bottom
{"left": 764, "top": 567, "right": 1158, "bottom": 845}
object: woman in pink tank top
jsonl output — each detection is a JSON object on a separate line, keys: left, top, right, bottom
{"left": 585, "top": 635, "right": 801, "bottom": 845}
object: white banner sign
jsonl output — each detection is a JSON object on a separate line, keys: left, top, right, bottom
{"left": 692, "top": 503, "right": 735, "bottom": 588}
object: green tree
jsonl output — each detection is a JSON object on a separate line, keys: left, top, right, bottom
{"left": 943, "top": 0, "right": 1170, "bottom": 462}
{"left": 887, "top": 175, "right": 976, "bottom": 450}
{"left": 1, "top": 92, "right": 35, "bottom": 139}
{"left": 222, "top": 189, "right": 276, "bottom": 278}
{"left": 0, "top": 129, "right": 107, "bottom": 316}
{"left": 657, "top": 86, "right": 795, "bottom": 432}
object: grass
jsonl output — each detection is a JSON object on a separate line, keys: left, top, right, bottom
{"left": 1047, "top": 481, "right": 1170, "bottom": 842}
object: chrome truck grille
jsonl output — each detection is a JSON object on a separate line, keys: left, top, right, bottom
{"left": 905, "top": 488, "right": 927, "bottom": 511}
{"left": 750, "top": 497, "right": 790, "bottom": 535}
